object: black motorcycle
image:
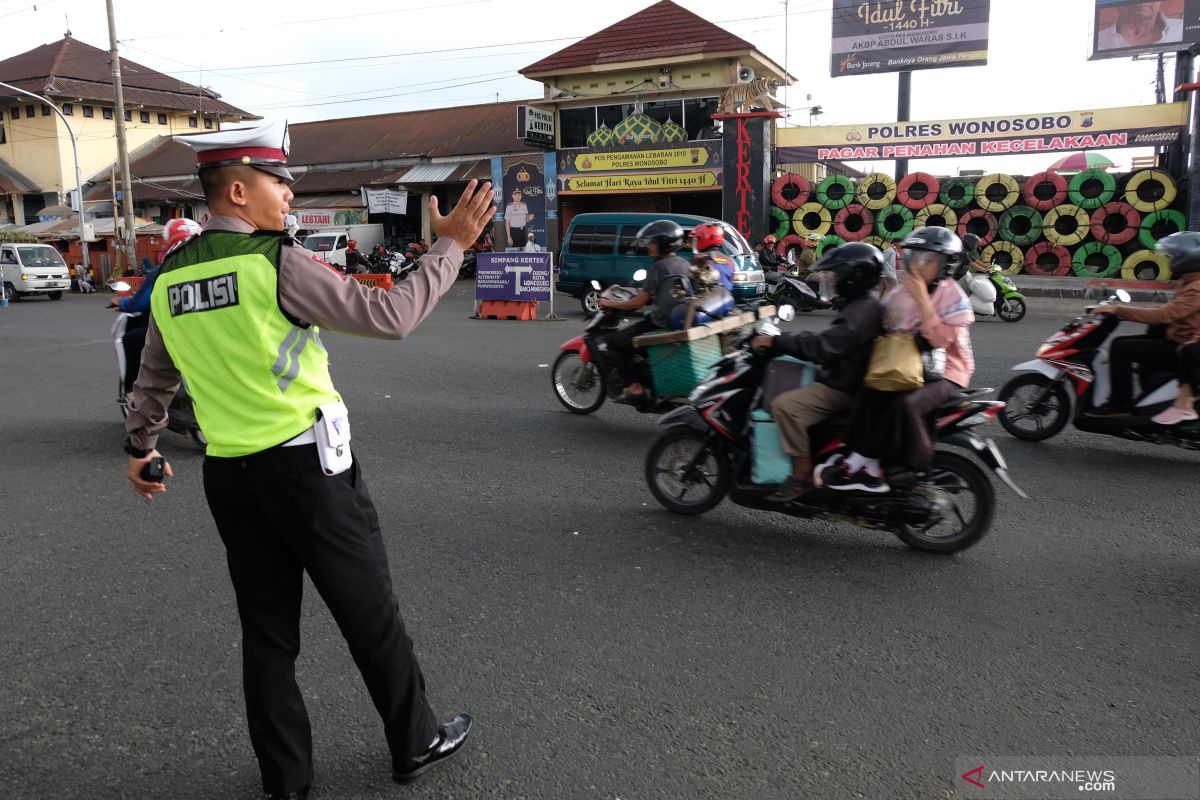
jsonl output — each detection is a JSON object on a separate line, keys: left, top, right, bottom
{"left": 643, "top": 311, "right": 1025, "bottom": 554}
{"left": 765, "top": 271, "right": 833, "bottom": 313}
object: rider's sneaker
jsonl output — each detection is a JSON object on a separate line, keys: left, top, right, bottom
{"left": 1151, "top": 406, "right": 1199, "bottom": 425}
{"left": 812, "top": 453, "right": 846, "bottom": 487}
{"left": 823, "top": 467, "right": 890, "bottom": 493}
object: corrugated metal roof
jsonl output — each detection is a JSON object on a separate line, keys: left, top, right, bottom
{"left": 520, "top": 0, "right": 754, "bottom": 75}
{"left": 289, "top": 169, "right": 392, "bottom": 193}
{"left": 0, "top": 37, "right": 252, "bottom": 117}
{"left": 289, "top": 193, "right": 363, "bottom": 209}
{"left": 394, "top": 163, "right": 458, "bottom": 183}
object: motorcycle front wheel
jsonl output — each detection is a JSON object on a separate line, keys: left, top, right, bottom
{"left": 894, "top": 451, "right": 994, "bottom": 554}
{"left": 996, "top": 296, "right": 1027, "bottom": 322}
{"left": 552, "top": 350, "right": 606, "bottom": 414}
{"left": 998, "top": 373, "right": 1071, "bottom": 441}
{"left": 644, "top": 426, "right": 730, "bottom": 515}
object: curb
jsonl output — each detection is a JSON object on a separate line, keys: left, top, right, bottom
{"left": 1011, "top": 276, "right": 1176, "bottom": 303}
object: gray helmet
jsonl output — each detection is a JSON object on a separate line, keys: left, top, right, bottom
{"left": 636, "top": 220, "right": 684, "bottom": 255}
{"left": 1156, "top": 231, "right": 1200, "bottom": 276}
{"left": 903, "top": 226, "right": 963, "bottom": 278}
{"left": 961, "top": 232, "right": 981, "bottom": 253}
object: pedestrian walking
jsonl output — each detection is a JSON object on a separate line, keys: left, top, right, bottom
{"left": 121, "top": 118, "right": 494, "bottom": 800}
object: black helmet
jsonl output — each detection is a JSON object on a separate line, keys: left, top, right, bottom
{"left": 636, "top": 220, "right": 684, "bottom": 255}
{"left": 961, "top": 232, "right": 981, "bottom": 253}
{"left": 1156, "top": 231, "right": 1200, "bottom": 276}
{"left": 810, "top": 241, "right": 884, "bottom": 301}
{"left": 902, "top": 226, "right": 963, "bottom": 278}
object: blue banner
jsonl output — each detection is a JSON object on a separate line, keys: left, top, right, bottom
{"left": 475, "top": 252, "right": 553, "bottom": 301}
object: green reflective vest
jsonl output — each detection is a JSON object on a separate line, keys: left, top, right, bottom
{"left": 151, "top": 231, "right": 340, "bottom": 457}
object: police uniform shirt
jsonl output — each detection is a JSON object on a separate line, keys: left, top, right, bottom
{"left": 504, "top": 202, "right": 529, "bottom": 229}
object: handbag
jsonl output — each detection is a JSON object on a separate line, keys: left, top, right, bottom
{"left": 863, "top": 333, "right": 924, "bottom": 392}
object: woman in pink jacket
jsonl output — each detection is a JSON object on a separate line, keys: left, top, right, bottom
{"left": 817, "top": 227, "right": 975, "bottom": 493}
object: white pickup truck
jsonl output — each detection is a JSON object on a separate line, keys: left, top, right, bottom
{"left": 301, "top": 223, "right": 385, "bottom": 268}
{"left": 1, "top": 242, "right": 72, "bottom": 301}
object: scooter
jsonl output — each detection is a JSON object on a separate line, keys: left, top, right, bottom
{"left": 110, "top": 283, "right": 206, "bottom": 448}
{"left": 997, "top": 290, "right": 1199, "bottom": 450}
{"left": 643, "top": 308, "right": 1025, "bottom": 554}
{"left": 989, "top": 264, "right": 1027, "bottom": 322}
{"left": 764, "top": 271, "right": 831, "bottom": 313}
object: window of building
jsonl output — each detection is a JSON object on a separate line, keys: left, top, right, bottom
{"left": 683, "top": 97, "right": 721, "bottom": 140}
{"left": 642, "top": 100, "right": 682, "bottom": 130}
{"left": 62, "top": 103, "right": 73, "bottom": 116}
{"left": 0, "top": 122, "right": 5, "bottom": 145}
{"left": 203, "top": 118, "right": 213, "bottom": 129}
{"left": 41, "top": 104, "right": 51, "bottom": 116}
{"left": 157, "top": 113, "right": 167, "bottom": 125}
{"left": 124, "top": 110, "right": 132, "bottom": 121}
{"left": 25, "top": 104, "right": 35, "bottom": 118}
{"left": 139, "top": 111, "right": 150, "bottom": 123}
{"left": 597, "top": 103, "right": 635, "bottom": 131}
{"left": 82, "top": 105, "right": 94, "bottom": 118}
{"left": 559, "top": 107, "right": 596, "bottom": 148}
{"left": 188, "top": 116, "right": 198, "bottom": 128}
{"left": 102, "top": 107, "right": 113, "bottom": 120}
{"left": 8, "top": 108, "right": 17, "bottom": 121}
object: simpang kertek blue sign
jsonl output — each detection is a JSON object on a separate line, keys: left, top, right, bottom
{"left": 475, "top": 252, "right": 553, "bottom": 302}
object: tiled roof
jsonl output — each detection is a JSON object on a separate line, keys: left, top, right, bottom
{"left": 521, "top": 0, "right": 755, "bottom": 75}
{"left": 0, "top": 157, "right": 39, "bottom": 193}
{"left": 0, "top": 37, "right": 252, "bottom": 117}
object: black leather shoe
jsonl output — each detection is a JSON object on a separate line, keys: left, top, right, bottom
{"left": 263, "top": 789, "right": 308, "bottom": 800}
{"left": 393, "top": 713, "right": 473, "bottom": 784}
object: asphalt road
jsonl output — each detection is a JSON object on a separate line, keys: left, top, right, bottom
{"left": 0, "top": 286, "right": 1196, "bottom": 800}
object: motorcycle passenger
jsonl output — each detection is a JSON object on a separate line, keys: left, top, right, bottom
{"left": 691, "top": 222, "right": 734, "bottom": 291}
{"left": 598, "top": 220, "right": 692, "bottom": 403}
{"left": 879, "top": 240, "right": 900, "bottom": 295}
{"left": 818, "top": 227, "right": 975, "bottom": 493}
{"left": 1090, "top": 230, "right": 1200, "bottom": 418}
{"left": 344, "top": 239, "right": 363, "bottom": 273}
{"left": 757, "top": 235, "right": 781, "bottom": 271}
{"left": 751, "top": 242, "right": 885, "bottom": 501}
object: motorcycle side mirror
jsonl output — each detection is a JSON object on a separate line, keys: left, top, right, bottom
{"left": 590, "top": 280, "right": 602, "bottom": 290}
{"left": 1115, "top": 289, "right": 1131, "bottom": 303}
{"left": 786, "top": 249, "right": 796, "bottom": 265}
{"left": 633, "top": 269, "right": 648, "bottom": 282}
{"left": 109, "top": 281, "right": 131, "bottom": 292}
{"left": 777, "top": 304, "right": 796, "bottom": 322}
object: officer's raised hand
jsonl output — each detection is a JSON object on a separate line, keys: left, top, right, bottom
{"left": 431, "top": 179, "right": 496, "bottom": 250}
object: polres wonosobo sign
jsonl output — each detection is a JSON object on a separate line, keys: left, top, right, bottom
{"left": 475, "top": 252, "right": 553, "bottom": 302}
{"left": 831, "top": 0, "right": 991, "bottom": 78}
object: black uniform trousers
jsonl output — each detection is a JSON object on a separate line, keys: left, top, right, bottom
{"left": 202, "top": 443, "right": 438, "bottom": 795}
{"left": 1109, "top": 333, "right": 1178, "bottom": 406}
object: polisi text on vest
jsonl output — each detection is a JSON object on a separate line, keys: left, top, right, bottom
{"left": 169, "top": 272, "right": 240, "bottom": 316}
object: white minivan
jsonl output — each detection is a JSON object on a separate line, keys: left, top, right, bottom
{"left": 1, "top": 242, "right": 72, "bottom": 301}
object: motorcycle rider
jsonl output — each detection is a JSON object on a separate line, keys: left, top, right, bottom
{"left": 959, "top": 233, "right": 991, "bottom": 275}
{"left": 818, "top": 227, "right": 975, "bottom": 492}
{"left": 957, "top": 232, "right": 998, "bottom": 312}
{"left": 757, "top": 235, "right": 782, "bottom": 271}
{"left": 598, "top": 220, "right": 692, "bottom": 403}
{"left": 751, "top": 242, "right": 885, "bottom": 501}
{"left": 1090, "top": 230, "right": 1200, "bottom": 418}
{"left": 691, "top": 222, "right": 734, "bottom": 291}
{"left": 344, "top": 239, "right": 363, "bottom": 273}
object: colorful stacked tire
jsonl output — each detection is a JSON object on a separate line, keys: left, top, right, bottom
{"left": 999, "top": 206, "right": 1043, "bottom": 247}
{"left": 940, "top": 177, "right": 975, "bottom": 209}
{"left": 1042, "top": 204, "right": 1090, "bottom": 246}
{"left": 1124, "top": 170, "right": 1177, "bottom": 212}
{"left": 1122, "top": 250, "right": 1172, "bottom": 281}
{"left": 817, "top": 234, "right": 846, "bottom": 256}
{"left": 1022, "top": 172, "right": 1068, "bottom": 211}
{"left": 1068, "top": 169, "right": 1117, "bottom": 210}
{"left": 816, "top": 175, "right": 855, "bottom": 210}
{"left": 771, "top": 173, "right": 810, "bottom": 210}
{"left": 833, "top": 204, "right": 874, "bottom": 241}
{"left": 915, "top": 203, "right": 958, "bottom": 230}
{"left": 862, "top": 235, "right": 887, "bottom": 250}
{"left": 1138, "top": 209, "right": 1186, "bottom": 250}
{"left": 775, "top": 233, "right": 804, "bottom": 259}
{"left": 876, "top": 204, "right": 915, "bottom": 241}
{"left": 1024, "top": 242, "right": 1072, "bottom": 277}
{"left": 792, "top": 202, "right": 832, "bottom": 237}
{"left": 896, "top": 172, "right": 940, "bottom": 209}
{"left": 1071, "top": 242, "right": 1123, "bottom": 279}
{"left": 1090, "top": 202, "right": 1140, "bottom": 246}
{"left": 982, "top": 241, "right": 1024, "bottom": 275}
{"left": 975, "top": 173, "right": 1020, "bottom": 212}
{"left": 769, "top": 207, "right": 791, "bottom": 240}
{"left": 857, "top": 173, "right": 897, "bottom": 210}
{"left": 958, "top": 209, "right": 998, "bottom": 246}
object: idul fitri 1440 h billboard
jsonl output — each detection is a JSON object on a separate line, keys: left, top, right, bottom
{"left": 776, "top": 104, "right": 1188, "bottom": 162}
{"left": 830, "top": 0, "right": 992, "bottom": 78}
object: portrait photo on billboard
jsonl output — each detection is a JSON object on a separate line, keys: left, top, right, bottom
{"left": 503, "top": 160, "right": 546, "bottom": 252}
{"left": 1092, "top": 0, "right": 1196, "bottom": 58}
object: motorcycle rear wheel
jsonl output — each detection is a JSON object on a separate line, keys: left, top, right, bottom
{"left": 998, "top": 373, "right": 1071, "bottom": 441}
{"left": 996, "top": 296, "right": 1026, "bottom": 322}
{"left": 894, "top": 451, "right": 994, "bottom": 554}
{"left": 644, "top": 426, "right": 730, "bottom": 515}
{"left": 552, "top": 350, "right": 606, "bottom": 414}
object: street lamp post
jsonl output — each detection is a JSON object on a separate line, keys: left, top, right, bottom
{"left": 0, "top": 81, "right": 91, "bottom": 285}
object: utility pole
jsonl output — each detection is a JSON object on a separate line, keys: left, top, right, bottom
{"left": 106, "top": 0, "right": 137, "bottom": 272}
{"left": 894, "top": 71, "right": 912, "bottom": 181}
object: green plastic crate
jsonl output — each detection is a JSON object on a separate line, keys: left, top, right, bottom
{"left": 646, "top": 335, "right": 723, "bottom": 398}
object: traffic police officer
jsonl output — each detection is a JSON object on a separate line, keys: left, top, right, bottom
{"left": 122, "top": 118, "right": 495, "bottom": 799}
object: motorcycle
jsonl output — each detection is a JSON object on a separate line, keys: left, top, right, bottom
{"left": 643, "top": 308, "right": 1025, "bottom": 554}
{"left": 764, "top": 270, "right": 831, "bottom": 313}
{"left": 997, "top": 290, "right": 1198, "bottom": 450}
{"left": 110, "top": 283, "right": 206, "bottom": 448}
{"left": 961, "top": 264, "right": 1026, "bottom": 323}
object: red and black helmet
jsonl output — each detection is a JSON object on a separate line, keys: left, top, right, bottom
{"left": 692, "top": 222, "right": 725, "bottom": 251}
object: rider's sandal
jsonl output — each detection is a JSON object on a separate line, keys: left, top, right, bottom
{"left": 615, "top": 389, "right": 645, "bottom": 404}
{"left": 769, "top": 477, "right": 812, "bottom": 503}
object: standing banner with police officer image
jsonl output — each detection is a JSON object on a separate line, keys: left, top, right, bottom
{"left": 502, "top": 159, "right": 544, "bottom": 251}
{"left": 1090, "top": 0, "right": 1198, "bottom": 60}
{"left": 830, "top": 0, "right": 992, "bottom": 78}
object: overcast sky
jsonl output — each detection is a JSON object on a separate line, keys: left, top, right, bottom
{"left": 3, "top": 0, "right": 1180, "bottom": 174}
